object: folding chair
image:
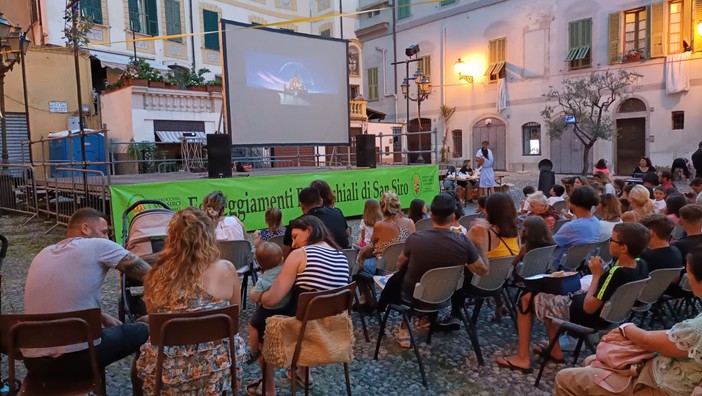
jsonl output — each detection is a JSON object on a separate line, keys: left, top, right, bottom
{"left": 217, "top": 240, "right": 256, "bottom": 308}
{"left": 552, "top": 200, "right": 567, "bottom": 214}
{"left": 560, "top": 242, "right": 600, "bottom": 272}
{"left": 262, "top": 284, "right": 355, "bottom": 396}
{"left": 414, "top": 218, "right": 433, "bottom": 231}
{"left": 148, "top": 305, "right": 239, "bottom": 395}
{"left": 534, "top": 277, "right": 650, "bottom": 386}
{"left": 594, "top": 239, "right": 613, "bottom": 263}
{"left": 378, "top": 242, "right": 404, "bottom": 274}
{"left": 670, "top": 224, "right": 685, "bottom": 241}
{"left": 629, "top": 268, "right": 682, "bottom": 328}
{"left": 509, "top": 246, "right": 556, "bottom": 317}
{"left": 552, "top": 218, "right": 569, "bottom": 234}
{"left": 267, "top": 235, "right": 285, "bottom": 249}
{"left": 343, "top": 248, "right": 370, "bottom": 342}
{"left": 458, "top": 214, "right": 481, "bottom": 230}
{"left": 0, "top": 308, "right": 105, "bottom": 395}
{"left": 374, "top": 265, "right": 470, "bottom": 387}
{"left": 672, "top": 273, "right": 702, "bottom": 319}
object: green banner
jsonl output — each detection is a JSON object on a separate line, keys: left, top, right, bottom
{"left": 111, "top": 165, "right": 439, "bottom": 244}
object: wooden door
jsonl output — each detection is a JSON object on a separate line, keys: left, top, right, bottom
{"left": 472, "top": 119, "right": 506, "bottom": 170}
{"left": 549, "top": 127, "right": 593, "bottom": 174}
{"left": 616, "top": 118, "right": 646, "bottom": 175}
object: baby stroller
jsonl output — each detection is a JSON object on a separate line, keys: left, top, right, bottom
{"left": 119, "top": 200, "right": 174, "bottom": 322}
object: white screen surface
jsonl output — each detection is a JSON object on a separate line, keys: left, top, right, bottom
{"left": 222, "top": 21, "right": 350, "bottom": 146}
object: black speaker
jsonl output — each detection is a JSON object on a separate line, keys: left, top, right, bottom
{"left": 356, "top": 134, "right": 377, "bottom": 168}
{"left": 207, "top": 134, "right": 232, "bottom": 178}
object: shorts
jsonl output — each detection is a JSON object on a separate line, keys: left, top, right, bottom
{"left": 533, "top": 292, "right": 581, "bottom": 322}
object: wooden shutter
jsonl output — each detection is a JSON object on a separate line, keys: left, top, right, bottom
{"left": 608, "top": 12, "right": 621, "bottom": 64}
{"left": 80, "top": 0, "right": 103, "bottom": 24}
{"left": 165, "top": 0, "right": 182, "bottom": 42}
{"left": 695, "top": 0, "right": 702, "bottom": 51}
{"left": 367, "top": 68, "right": 378, "bottom": 101}
{"left": 650, "top": 2, "right": 665, "bottom": 57}
{"left": 128, "top": 0, "right": 140, "bottom": 32}
{"left": 146, "top": 0, "right": 159, "bottom": 36}
{"left": 398, "top": 0, "right": 410, "bottom": 19}
{"left": 203, "top": 10, "right": 220, "bottom": 51}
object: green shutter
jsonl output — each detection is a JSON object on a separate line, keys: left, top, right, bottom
{"left": 80, "top": 0, "right": 103, "bottom": 24}
{"left": 608, "top": 12, "right": 621, "bottom": 63}
{"left": 165, "top": 0, "right": 182, "bottom": 42}
{"left": 203, "top": 10, "right": 220, "bottom": 51}
{"left": 368, "top": 68, "right": 378, "bottom": 101}
{"left": 398, "top": 0, "right": 410, "bottom": 19}
{"left": 146, "top": 0, "right": 159, "bottom": 36}
{"left": 440, "top": 0, "right": 456, "bottom": 5}
{"left": 128, "top": 0, "right": 140, "bottom": 32}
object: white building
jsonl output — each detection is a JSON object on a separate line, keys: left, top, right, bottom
{"left": 357, "top": 0, "right": 702, "bottom": 174}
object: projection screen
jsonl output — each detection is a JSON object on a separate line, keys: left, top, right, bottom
{"left": 222, "top": 20, "right": 350, "bottom": 146}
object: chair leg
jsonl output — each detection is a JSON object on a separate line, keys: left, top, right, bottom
{"left": 502, "top": 288, "right": 517, "bottom": 331}
{"left": 471, "top": 298, "right": 484, "bottom": 327}
{"left": 572, "top": 337, "right": 585, "bottom": 365}
{"left": 461, "top": 307, "right": 484, "bottom": 365}
{"left": 535, "top": 326, "right": 565, "bottom": 387}
{"left": 404, "top": 313, "right": 428, "bottom": 388}
{"left": 343, "top": 363, "right": 352, "bottom": 396}
{"left": 262, "top": 362, "right": 267, "bottom": 396}
{"left": 374, "top": 307, "right": 393, "bottom": 360}
{"left": 426, "top": 312, "right": 437, "bottom": 345}
{"left": 354, "top": 294, "right": 371, "bottom": 342}
{"left": 291, "top": 363, "right": 298, "bottom": 396}
{"left": 305, "top": 367, "right": 310, "bottom": 396}
{"left": 241, "top": 273, "right": 249, "bottom": 308}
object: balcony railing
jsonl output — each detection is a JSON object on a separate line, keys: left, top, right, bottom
{"left": 350, "top": 99, "right": 367, "bottom": 120}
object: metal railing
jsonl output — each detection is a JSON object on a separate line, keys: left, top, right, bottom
{"left": 0, "top": 165, "right": 39, "bottom": 221}
{"left": 44, "top": 168, "right": 108, "bottom": 232}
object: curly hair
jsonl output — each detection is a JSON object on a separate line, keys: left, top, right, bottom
{"left": 380, "top": 191, "right": 403, "bottom": 217}
{"left": 143, "top": 207, "right": 220, "bottom": 312}
{"left": 202, "top": 191, "right": 227, "bottom": 220}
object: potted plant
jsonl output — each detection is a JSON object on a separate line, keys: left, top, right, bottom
{"left": 622, "top": 49, "right": 641, "bottom": 63}
{"left": 206, "top": 79, "right": 223, "bottom": 93}
{"left": 148, "top": 72, "right": 167, "bottom": 88}
{"left": 187, "top": 68, "right": 210, "bottom": 91}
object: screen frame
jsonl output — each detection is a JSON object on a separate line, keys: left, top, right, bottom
{"left": 221, "top": 19, "right": 351, "bottom": 147}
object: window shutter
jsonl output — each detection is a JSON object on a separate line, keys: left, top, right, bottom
{"left": 165, "top": 0, "right": 182, "bottom": 42}
{"left": 146, "top": 0, "right": 159, "bottom": 36}
{"left": 128, "top": 0, "right": 140, "bottom": 32}
{"left": 80, "top": 0, "right": 103, "bottom": 24}
{"left": 695, "top": 0, "right": 702, "bottom": 51}
{"left": 203, "top": 10, "right": 220, "bottom": 51}
{"left": 608, "top": 12, "right": 621, "bottom": 64}
{"left": 650, "top": 2, "right": 665, "bottom": 57}
{"left": 398, "top": 0, "right": 410, "bottom": 19}
{"left": 568, "top": 21, "right": 576, "bottom": 49}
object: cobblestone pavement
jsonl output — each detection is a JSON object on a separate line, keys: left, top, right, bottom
{"left": 0, "top": 171, "right": 693, "bottom": 395}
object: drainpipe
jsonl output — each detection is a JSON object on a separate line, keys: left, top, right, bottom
{"left": 188, "top": 0, "right": 196, "bottom": 69}
{"left": 36, "top": 0, "right": 45, "bottom": 45}
{"left": 391, "top": 0, "right": 398, "bottom": 121}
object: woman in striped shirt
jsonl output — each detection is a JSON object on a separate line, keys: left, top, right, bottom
{"left": 247, "top": 215, "right": 349, "bottom": 396}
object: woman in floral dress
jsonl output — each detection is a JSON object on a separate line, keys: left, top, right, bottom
{"left": 137, "top": 207, "right": 246, "bottom": 395}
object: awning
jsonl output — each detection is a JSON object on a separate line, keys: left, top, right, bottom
{"left": 367, "top": 107, "right": 386, "bottom": 121}
{"left": 90, "top": 51, "right": 170, "bottom": 72}
{"left": 155, "top": 131, "right": 207, "bottom": 143}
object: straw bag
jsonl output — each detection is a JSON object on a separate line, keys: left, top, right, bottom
{"left": 262, "top": 313, "right": 354, "bottom": 368}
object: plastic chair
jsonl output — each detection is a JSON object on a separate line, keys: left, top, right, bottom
{"left": 217, "top": 240, "right": 256, "bottom": 308}
{"left": 378, "top": 242, "right": 404, "bottom": 274}
{"left": 0, "top": 308, "right": 105, "bottom": 395}
{"left": 594, "top": 240, "right": 613, "bottom": 263}
{"left": 534, "top": 277, "right": 650, "bottom": 386}
{"left": 262, "top": 283, "right": 355, "bottom": 396}
{"left": 560, "top": 242, "right": 600, "bottom": 271}
{"left": 267, "top": 235, "right": 285, "bottom": 249}
{"left": 552, "top": 218, "right": 569, "bottom": 234}
{"left": 458, "top": 214, "right": 481, "bottom": 230}
{"left": 552, "top": 200, "right": 567, "bottom": 214}
{"left": 514, "top": 245, "right": 556, "bottom": 279}
{"left": 414, "top": 218, "right": 433, "bottom": 231}
{"left": 670, "top": 224, "right": 685, "bottom": 241}
{"left": 148, "top": 305, "right": 239, "bottom": 395}
{"left": 374, "top": 265, "right": 472, "bottom": 387}
{"left": 629, "top": 268, "right": 682, "bottom": 327}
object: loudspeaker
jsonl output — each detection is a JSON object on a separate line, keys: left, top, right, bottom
{"left": 355, "top": 134, "right": 376, "bottom": 168}
{"left": 207, "top": 134, "right": 232, "bottom": 178}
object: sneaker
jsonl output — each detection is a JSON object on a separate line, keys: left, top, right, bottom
{"left": 436, "top": 316, "right": 461, "bottom": 332}
{"left": 396, "top": 326, "right": 411, "bottom": 348}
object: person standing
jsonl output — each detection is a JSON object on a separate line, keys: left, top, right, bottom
{"left": 692, "top": 141, "right": 702, "bottom": 178}
{"left": 476, "top": 141, "right": 495, "bottom": 196}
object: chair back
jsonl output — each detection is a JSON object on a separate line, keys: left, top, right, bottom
{"left": 552, "top": 200, "right": 567, "bottom": 214}
{"left": 458, "top": 214, "right": 481, "bottom": 230}
{"left": 670, "top": 225, "right": 685, "bottom": 241}
{"left": 595, "top": 240, "right": 613, "bottom": 263}
{"left": 637, "top": 268, "right": 682, "bottom": 305}
{"left": 415, "top": 218, "right": 433, "bottom": 231}
{"left": 412, "top": 265, "right": 465, "bottom": 305}
{"left": 516, "top": 245, "right": 556, "bottom": 278}
{"left": 680, "top": 273, "right": 692, "bottom": 292}
{"left": 600, "top": 277, "right": 650, "bottom": 324}
{"left": 471, "top": 256, "right": 515, "bottom": 292}
{"left": 379, "top": 242, "right": 404, "bottom": 273}
{"left": 552, "top": 218, "right": 569, "bottom": 234}
{"left": 217, "top": 240, "right": 252, "bottom": 271}
{"left": 268, "top": 235, "right": 285, "bottom": 249}
{"left": 343, "top": 249, "right": 359, "bottom": 277}
{"left": 295, "top": 283, "right": 355, "bottom": 322}
{"left": 561, "top": 242, "right": 600, "bottom": 271}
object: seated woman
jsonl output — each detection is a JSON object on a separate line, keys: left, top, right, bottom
{"left": 137, "top": 207, "right": 246, "bottom": 395}
{"left": 203, "top": 191, "right": 247, "bottom": 241}
{"left": 512, "top": 216, "right": 555, "bottom": 268}
{"left": 622, "top": 185, "right": 655, "bottom": 223}
{"left": 632, "top": 157, "right": 657, "bottom": 177}
{"left": 596, "top": 193, "right": 623, "bottom": 241}
{"left": 253, "top": 207, "right": 286, "bottom": 248}
{"left": 407, "top": 198, "right": 429, "bottom": 224}
{"left": 555, "top": 246, "right": 702, "bottom": 396}
{"left": 247, "top": 215, "right": 349, "bottom": 396}
{"left": 525, "top": 191, "right": 560, "bottom": 229}
{"left": 497, "top": 222, "right": 649, "bottom": 373}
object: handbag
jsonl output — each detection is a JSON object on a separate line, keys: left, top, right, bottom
{"left": 262, "top": 312, "right": 354, "bottom": 368}
{"left": 590, "top": 339, "right": 654, "bottom": 394}
{"left": 523, "top": 271, "right": 581, "bottom": 295}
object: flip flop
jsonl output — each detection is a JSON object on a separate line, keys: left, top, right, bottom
{"left": 496, "top": 356, "right": 533, "bottom": 374}
{"left": 287, "top": 369, "right": 314, "bottom": 389}
{"left": 533, "top": 345, "right": 565, "bottom": 363}
{"left": 245, "top": 379, "right": 263, "bottom": 396}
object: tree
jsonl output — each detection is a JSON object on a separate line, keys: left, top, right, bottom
{"left": 439, "top": 104, "right": 456, "bottom": 163}
{"left": 541, "top": 70, "right": 640, "bottom": 175}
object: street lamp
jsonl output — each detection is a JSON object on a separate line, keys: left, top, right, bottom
{"left": 0, "top": 15, "right": 30, "bottom": 165}
{"left": 401, "top": 67, "right": 431, "bottom": 163}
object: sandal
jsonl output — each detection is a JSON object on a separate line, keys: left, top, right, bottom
{"left": 287, "top": 369, "right": 314, "bottom": 389}
{"left": 245, "top": 379, "right": 263, "bottom": 396}
{"left": 496, "top": 356, "right": 533, "bottom": 374}
{"left": 533, "top": 345, "right": 565, "bottom": 363}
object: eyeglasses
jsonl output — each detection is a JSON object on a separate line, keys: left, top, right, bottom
{"left": 608, "top": 237, "right": 624, "bottom": 245}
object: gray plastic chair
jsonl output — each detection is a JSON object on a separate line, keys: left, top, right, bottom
{"left": 560, "top": 242, "right": 600, "bottom": 271}
{"left": 415, "top": 217, "right": 433, "bottom": 231}
{"left": 458, "top": 214, "right": 481, "bottom": 230}
{"left": 670, "top": 224, "right": 685, "bottom": 241}
{"left": 552, "top": 218, "right": 569, "bottom": 234}
{"left": 595, "top": 240, "right": 613, "bottom": 263}
{"left": 217, "top": 240, "right": 255, "bottom": 307}
{"left": 630, "top": 268, "right": 682, "bottom": 327}
{"left": 515, "top": 245, "right": 556, "bottom": 278}
{"left": 374, "top": 265, "right": 468, "bottom": 388}
{"left": 267, "top": 234, "right": 285, "bottom": 249}
{"left": 343, "top": 248, "right": 359, "bottom": 277}
{"left": 552, "top": 200, "right": 567, "bottom": 214}
{"left": 378, "top": 242, "right": 404, "bottom": 274}
{"left": 534, "top": 276, "right": 650, "bottom": 386}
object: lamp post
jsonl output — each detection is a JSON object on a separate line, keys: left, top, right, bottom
{"left": 400, "top": 67, "right": 431, "bottom": 164}
{"left": 0, "top": 13, "right": 30, "bottom": 165}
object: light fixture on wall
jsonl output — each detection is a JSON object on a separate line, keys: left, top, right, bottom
{"left": 454, "top": 58, "right": 473, "bottom": 83}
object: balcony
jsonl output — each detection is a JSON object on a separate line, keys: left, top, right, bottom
{"left": 350, "top": 99, "right": 368, "bottom": 120}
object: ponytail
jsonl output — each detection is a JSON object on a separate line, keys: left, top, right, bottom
{"left": 481, "top": 147, "right": 490, "bottom": 160}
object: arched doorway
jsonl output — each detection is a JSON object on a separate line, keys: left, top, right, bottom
{"left": 615, "top": 98, "right": 647, "bottom": 175}
{"left": 408, "top": 118, "right": 432, "bottom": 164}
{"left": 472, "top": 117, "right": 506, "bottom": 170}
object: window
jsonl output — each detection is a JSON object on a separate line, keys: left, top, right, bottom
{"left": 623, "top": 8, "right": 646, "bottom": 55}
{"left": 398, "top": 0, "right": 410, "bottom": 20}
{"left": 672, "top": 111, "right": 684, "bottom": 130}
{"left": 451, "top": 129, "right": 463, "bottom": 158}
{"left": 440, "top": 0, "right": 457, "bottom": 5}
{"left": 367, "top": 67, "right": 379, "bottom": 101}
{"left": 165, "top": 0, "right": 182, "bottom": 43}
{"left": 320, "top": 28, "right": 331, "bottom": 38}
{"left": 80, "top": 0, "right": 103, "bottom": 24}
{"left": 668, "top": 1, "right": 683, "bottom": 54}
{"left": 417, "top": 56, "right": 431, "bottom": 77}
{"left": 367, "top": 9, "right": 380, "bottom": 18}
{"left": 522, "top": 122, "right": 541, "bottom": 155}
{"left": 203, "top": 10, "right": 220, "bottom": 51}
{"left": 485, "top": 37, "right": 506, "bottom": 81}
{"left": 566, "top": 18, "right": 592, "bottom": 70}
{"left": 128, "top": 0, "right": 158, "bottom": 36}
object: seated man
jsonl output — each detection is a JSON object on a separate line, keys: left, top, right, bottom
{"left": 23, "top": 208, "right": 151, "bottom": 380}
{"left": 377, "top": 193, "right": 488, "bottom": 347}
{"left": 666, "top": 204, "right": 702, "bottom": 296}
{"left": 552, "top": 186, "right": 602, "bottom": 269}
{"left": 497, "top": 222, "right": 649, "bottom": 372}
{"left": 640, "top": 214, "right": 683, "bottom": 274}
